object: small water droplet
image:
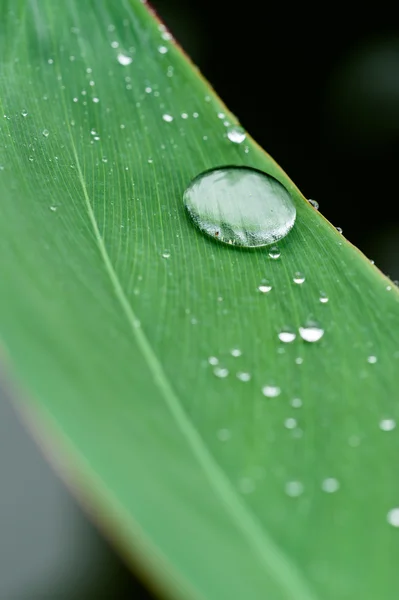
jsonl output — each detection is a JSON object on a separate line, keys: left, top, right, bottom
{"left": 217, "top": 428, "right": 231, "bottom": 441}
{"left": 387, "top": 508, "right": 399, "bottom": 527}
{"left": 161, "top": 251, "right": 170, "bottom": 259}
{"left": 238, "top": 477, "right": 255, "bottom": 494}
{"left": 183, "top": 167, "right": 296, "bottom": 248}
{"left": 268, "top": 246, "right": 281, "bottom": 259}
{"left": 230, "top": 348, "right": 242, "bottom": 357}
{"left": 290, "top": 398, "right": 302, "bottom": 408}
{"left": 92, "top": 97, "right": 100, "bottom": 103}
{"left": 295, "top": 357, "right": 304, "bottom": 365}
{"left": 278, "top": 329, "right": 296, "bottom": 343}
{"left": 208, "top": 356, "right": 219, "bottom": 365}
{"left": 21, "top": 109, "right": 28, "bottom": 117}
{"left": 319, "top": 292, "right": 329, "bottom": 303}
{"left": 158, "top": 45, "right": 168, "bottom": 54}
{"left": 262, "top": 385, "right": 281, "bottom": 398}
{"left": 379, "top": 419, "right": 396, "bottom": 431}
{"left": 293, "top": 272, "right": 305, "bottom": 284}
{"left": 299, "top": 321, "right": 324, "bottom": 343}
{"left": 258, "top": 283, "right": 272, "bottom": 293}
{"left": 181, "top": 112, "right": 188, "bottom": 119}
{"left": 236, "top": 371, "right": 251, "bottom": 382}
{"left": 321, "top": 478, "right": 340, "bottom": 493}
{"left": 117, "top": 53, "right": 133, "bottom": 66}
{"left": 214, "top": 366, "right": 229, "bottom": 378}
{"left": 227, "top": 125, "right": 246, "bottom": 144}
{"left": 42, "top": 129, "right": 49, "bottom": 137}
{"left": 336, "top": 226, "right": 343, "bottom": 234}
{"left": 308, "top": 198, "right": 319, "bottom": 210}
{"left": 49, "top": 205, "right": 57, "bottom": 212}
{"left": 111, "top": 41, "right": 119, "bottom": 48}
{"left": 367, "top": 355, "right": 377, "bottom": 364}
{"left": 162, "top": 113, "right": 173, "bottom": 122}
{"left": 285, "top": 481, "right": 304, "bottom": 497}
{"left": 284, "top": 417, "right": 297, "bottom": 429}
{"left": 217, "top": 112, "right": 225, "bottom": 119}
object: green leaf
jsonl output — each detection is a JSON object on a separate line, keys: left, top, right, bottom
{"left": 1, "top": 1, "right": 399, "bottom": 599}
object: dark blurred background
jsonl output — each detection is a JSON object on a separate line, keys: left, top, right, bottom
{"left": 2, "top": 2, "right": 399, "bottom": 599}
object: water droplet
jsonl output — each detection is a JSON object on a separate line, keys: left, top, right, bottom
{"left": 230, "top": 348, "right": 242, "bottom": 357}
{"left": 284, "top": 417, "right": 297, "bottom": 429}
{"left": 379, "top": 418, "right": 396, "bottom": 431}
{"left": 158, "top": 45, "right": 168, "bottom": 54}
{"left": 299, "top": 321, "right": 324, "bottom": 343}
{"left": 293, "top": 272, "right": 305, "bottom": 284}
{"left": 367, "top": 355, "right": 377, "bottom": 364}
{"left": 49, "top": 205, "right": 57, "bottom": 212}
{"left": 217, "top": 428, "right": 231, "bottom": 441}
{"left": 262, "top": 385, "right": 281, "bottom": 398}
{"left": 208, "top": 356, "right": 219, "bottom": 366}
{"left": 336, "top": 226, "right": 343, "bottom": 234}
{"left": 42, "top": 129, "right": 49, "bottom": 137}
{"left": 308, "top": 198, "right": 319, "bottom": 210}
{"left": 236, "top": 371, "right": 251, "bottom": 382}
{"left": 285, "top": 481, "right": 304, "bottom": 497}
{"left": 217, "top": 112, "right": 225, "bottom": 119}
{"left": 111, "top": 41, "right": 119, "bottom": 48}
{"left": 321, "top": 478, "right": 340, "bottom": 493}
{"left": 278, "top": 329, "right": 296, "bottom": 343}
{"left": 227, "top": 125, "right": 246, "bottom": 144}
{"left": 117, "top": 53, "right": 133, "bottom": 66}
{"left": 183, "top": 167, "right": 296, "bottom": 248}
{"left": 161, "top": 251, "right": 170, "bottom": 259}
{"left": 162, "top": 113, "right": 173, "bottom": 122}
{"left": 21, "top": 109, "right": 28, "bottom": 117}
{"left": 268, "top": 246, "right": 281, "bottom": 259}
{"left": 214, "top": 366, "right": 229, "bottom": 378}
{"left": 181, "top": 112, "right": 188, "bottom": 119}
{"left": 258, "top": 283, "right": 272, "bottom": 293}
{"left": 290, "top": 397, "right": 302, "bottom": 408}
{"left": 295, "top": 357, "right": 304, "bottom": 365}
{"left": 238, "top": 477, "right": 255, "bottom": 494}
{"left": 92, "top": 97, "right": 100, "bottom": 103}
{"left": 387, "top": 508, "right": 399, "bottom": 527}
{"left": 319, "top": 292, "right": 329, "bottom": 304}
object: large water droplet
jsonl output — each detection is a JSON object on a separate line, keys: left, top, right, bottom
{"left": 387, "top": 508, "right": 399, "bottom": 527}
{"left": 262, "top": 384, "right": 281, "bottom": 398}
{"left": 183, "top": 167, "right": 296, "bottom": 247}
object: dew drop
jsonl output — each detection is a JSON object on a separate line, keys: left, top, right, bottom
{"left": 208, "top": 356, "right": 219, "bottom": 366}
{"left": 92, "top": 97, "right": 100, "bottom": 103}
{"left": 299, "top": 321, "right": 324, "bottom": 343}
{"left": 284, "top": 417, "right": 297, "bottom": 430}
{"left": 237, "top": 371, "right": 251, "bottom": 382}
{"left": 336, "top": 226, "right": 343, "bottom": 234}
{"left": 308, "top": 198, "right": 319, "bottom": 210}
{"left": 21, "top": 109, "right": 28, "bottom": 117}
{"left": 49, "top": 205, "right": 57, "bottom": 212}
{"left": 217, "top": 112, "right": 225, "bottom": 119}
{"left": 217, "top": 428, "right": 231, "bottom": 441}
{"left": 42, "top": 129, "right": 49, "bottom": 137}
{"left": 268, "top": 246, "right": 281, "bottom": 259}
{"left": 183, "top": 167, "right": 296, "bottom": 248}
{"left": 162, "top": 113, "right": 173, "bottom": 122}
{"left": 319, "top": 291, "right": 329, "bottom": 304}
{"left": 295, "top": 357, "right": 303, "bottom": 365}
{"left": 290, "top": 397, "right": 302, "bottom": 408}
{"left": 387, "top": 508, "right": 399, "bottom": 527}
{"left": 379, "top": 419, "right": 396, "bottom": 431}
{"left": 278, "top": 329, "right": 296, "bottom": 343}
{"left": 258, "top": 283, "right": 272, "bottom": 293}
{"left": 367, "top": 355, "right": 377, "bottom": 364}
{"left": 230, "top": 348, "right": 242, "bottom": 357}
{"left": 293, "top": 272, "right": 305, "bottom": 284}
{"left": 117, "top": 53, "right": 133, "bottom": 66}
{"left": 181, "top": 112, "right": 188, "bottom": 119}
{"left": 321, "top": 478, "right": 340, "bottom": 493}
{"left": 161, "top": 251, "right": 170, "bottom": 259}
{"left": 158, "top": 45, "right": 168, "bottom": 54}
{"left": 111, "top": 41, "right": 119, "bottom": 48}
{"left": 227, "top": 125, "right": 246, "bottom": 144}
{"left": 214, "top": 366, "right": 229, "bottom": 378}
{"left": 285, "top": 481, "right": 304, "bottom": 497}
{"left": 262, "top": 385, "right": 281, "bottom": 398}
